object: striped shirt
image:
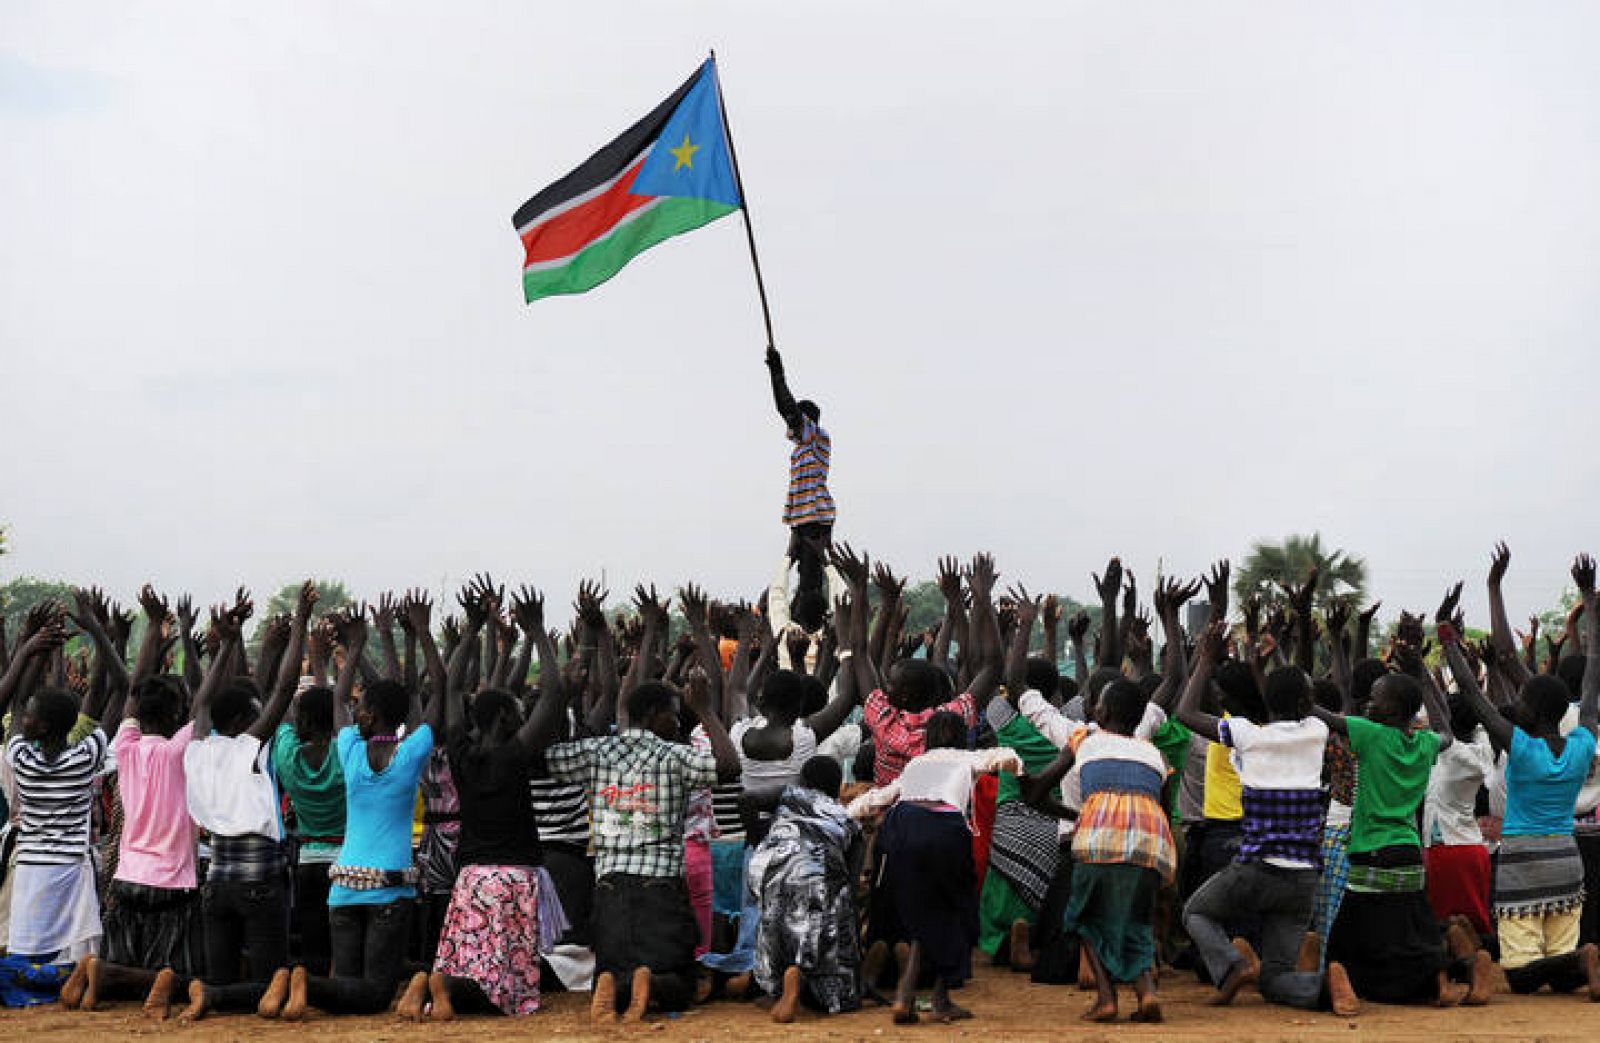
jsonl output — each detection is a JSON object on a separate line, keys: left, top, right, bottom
{"left": 6, "top": 729, "right": 110, "bottom": 866}
{"left": 784, "top": 417, "right": 836, "bottom": 527}
{"left": 528, "top": 775, "right": 591, "bottom": 849}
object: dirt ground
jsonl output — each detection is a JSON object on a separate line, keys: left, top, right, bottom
{"left": 4, "top": 959, "right": 1599, "bottom": 1043}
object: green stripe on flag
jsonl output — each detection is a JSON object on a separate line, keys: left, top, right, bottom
{"left": 522, "top": 196, "right": 738, "bottom": 303}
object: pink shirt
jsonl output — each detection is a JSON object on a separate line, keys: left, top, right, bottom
{"left": 114, "top": 720, "right": 198, "bottom": 889}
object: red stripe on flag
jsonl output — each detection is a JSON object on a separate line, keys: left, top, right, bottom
{"left": 520, "top": 158, "right": 657, "bottom": 267}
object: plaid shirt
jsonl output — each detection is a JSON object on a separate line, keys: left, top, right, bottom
{"left": 545, "top": 730, "right": 718, "bottom": 879}
{"left": 1069, "top": 730, "right": 1177, "bottom": 883}
{"left": 864, "top": 688, "right": 977, "bottom": 786}
{"left": 1238, "top": 787, "right": 1327, "bottom": 868}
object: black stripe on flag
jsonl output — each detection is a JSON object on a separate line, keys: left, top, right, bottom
{"left": 512, "top": 63, "right": 704, "bottom": 231}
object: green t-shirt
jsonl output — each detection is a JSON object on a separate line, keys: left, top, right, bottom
{"left": 994, "top": 712, "right": 1061, "bottom": 804}
{"left": 272, "top": 722, "right": 347, "bottom": 844}
{"left": 1150, "top": 718, "right": 1192, "bottom": 821}
{"left": 1345, "top": 715, "right": 1440, "bottom": 855}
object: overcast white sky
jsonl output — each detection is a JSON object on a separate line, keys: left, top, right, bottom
{"left": 3, "top": 2, "right": 1597, "bottom": 625}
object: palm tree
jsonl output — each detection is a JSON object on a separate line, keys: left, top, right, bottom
{"left": 1233, "top": 533, "right": 1367, "bottom": 612}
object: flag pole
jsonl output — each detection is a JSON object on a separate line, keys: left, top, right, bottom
{"left": 709, "top": 49, "right": 777, "bottom": 350}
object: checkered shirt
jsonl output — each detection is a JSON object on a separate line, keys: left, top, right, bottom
{"left": 545, "top": 729, "right": 719, "bottom": 879}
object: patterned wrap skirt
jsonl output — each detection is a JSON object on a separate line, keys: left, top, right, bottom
{"left": 433, "top": 864, "right": 567, "bottom": 1015}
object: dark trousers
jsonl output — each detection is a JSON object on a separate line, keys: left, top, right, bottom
{"left": 593, "top": 874, "right": 697, "bottom": 1013}
{"left": 787, "top": 522, "right": 833, "bottom": 632}
{"left": 200, "top": 877, "right": 289, "bottom": 1010}
{"left": 1579, "top": 832, "right": 1600, "bottom": 946}
{"left": 1506, "top": 950, "right": 1592, "bottom": 994}
{"left": 544, "top": 845, "right": 594, "bottom": 946}
{"left": 291, "top": 863, "right": 333, "bottom": 975}
{"left": 303, "top": 898, "right": 415, "bottom": 1015}
{"left": 1184, "top": 861, "right": 1323, "bottom": 1009}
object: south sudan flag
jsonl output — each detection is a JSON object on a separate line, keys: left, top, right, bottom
{"left": 513, "top": 59, "right": 742, "bottom": 303}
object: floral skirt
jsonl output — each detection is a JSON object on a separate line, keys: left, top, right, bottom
{"left": 433, "top": 865, "right": 556, "bottom": 1015}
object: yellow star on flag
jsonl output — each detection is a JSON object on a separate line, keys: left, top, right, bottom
{"left": 668, "top": 133, "right": 700, "bottom": 172}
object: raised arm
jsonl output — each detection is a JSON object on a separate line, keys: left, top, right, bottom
{"left": 1067, "top": 610, "right": 1091, "bottom": 688}
{"left": 192, "top": 601, "right": 247, "bottom": 737}
{"left": 684, "top": 666, "right": 740, "bottom": 783}
{"left": 574, "top": 582, "right": 618, "bottom": 735}
{"left": 1040, "top": 594, "right": 1063, "bottom": 675}
{"left": 829, "top": 543, "right": 880, "bottom": 697}
{"left": 1092, "top": 557, "right": 1124, "bottom": 671}
{"left": 1004, "top": 587, "right": 1038, "bottom": 700}
{"left": 1572, "top": 554, "right": 1599, "bottom": 735}
{"left": 869, "top": 563, "right": 906, "bottom": 680}
{"left": 249, "top": 582, "right": 316, "bottom": 741}
{"left": 1176, "top": 619, "right": 1229, "bottom": 741}
{"left": 370, "top": 594, "right": 403, "bottom": 682}
{"left": 1324, "top": 600, "right": 1355, "bottom": 712}
{"left": 1285, "top": 567, "right": 1319, "bottom": 674}
{"left": 513, "top": 589, "right": 573, "bottom": 751}
{"left": 1486, "top": 542, "right": 1534, "bottom": 687}
{"left": 1354, "top": 600, "right": 1381, "bottom": 661}
{"left": 929, "top": 555, "right": 966, "bottom": 674}
{"left": 964, "top": 553, "right": 1003, "bottom": 705}
{"left": 1151, "top": 575, "right": 1201, "bottom": 713}
{"left": 404, "top": 590, "right": 446, "bottom": 730}
{"left": 677, "top": 583, "right": 725, "bottom": 723}
{"left": 0, "top": 621, "right": 67, "bottom": 726}
{"left": 764, "top": 345, "right": 800, "bottom": 425}
{"left": 724, "top": 607, "right": 760, "bottom": 723}
{"left": 330, "top": 607, "right": 368, "bottom": 734}
{"left": 1439, "top": 621, "right": 1510, "bottom": 752}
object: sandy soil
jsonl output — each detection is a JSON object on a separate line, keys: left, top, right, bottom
{"left": 3, "top": 960, "right": 1596, "bottom": 1042}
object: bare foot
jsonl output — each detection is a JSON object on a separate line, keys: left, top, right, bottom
{"left": 1434, "top": 970, "right": 1465, "bottom": 1008}
{"left": 396, "top": 971, "right": 428, "bottom": 1022}
{"left": 143, "top": 968, "right": 179, "bottom": 1021}
{"left": 59, "top": 958, "right": 90, "bottom": 1011}
{"left": 282, "top": 966, "right": 309, "bottom": 1021}
{"left": 591, "top": 971, "right": 618, "bottom": 1025}
{"left": 1295, "top": 930, "right": 1321, "bottom": 973}
{"left": 891, "top": 997, "right": 919, "bottom": 1025}
{"left": 78, "top": 954, "right": 104, "bottom": 1011}
{"left": 257, "top": 968, "right": 291, "bottom": 1018}
{"left": 771, "top": 966, "right": 802, "bottom": 1024}
{"left": 725, "top": 971, "right": 753, "bottom": 1000}
{"left": 1580, "top": 943, "right": 1600, "bottom": 1002}
{"left": 428, "top": 972, "right": 455, "bottom": 1022}
{"left": 1081, "top": 998, "right": 1118, "bottom": 1022}
{"left": 177, "top": 980, "right": 209, "bottom": 1025}
{"left": 1462, "top": 951, "right": 1495, "bottom": 1006}
{"left": 1444, "top": 921, "right": 1479, "bottom": 962}
{"left": 1010, "top": 919, "right": 1035, "bottom": 972}
{"left": 1208, "top": 939, "right": 1260, "bottom": 1005}
{"left": 1131, "top": 993, "right": 1163, "bottom": 1023}
{"left": 623, "top": 966, "right": 651, "bottom": 1023}
{"left": 1077, "top": 949, "right": 1097, "bottom": 990}
{"left": 1326, "top": 961, "right": 1360, "bottom": 1017}
{"left": 693, "top": 973, "right": 714, "bottom": 1004}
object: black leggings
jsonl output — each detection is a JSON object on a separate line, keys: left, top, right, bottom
{"left": 301, "top": 898, "right": 414, "bottom": 1015}
{"left": 291, "top": 863, "right": 333, "bottom": 975}
{"left": 199, "top": 877, "right": 288, "bottom": 1011}
{"left": 1506, "top": 951, "right": 1591, "bottom": 994}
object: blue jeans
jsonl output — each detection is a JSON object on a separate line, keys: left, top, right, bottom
{"left": 1183, "top": 860, "right": 1323, "bottom": 1010}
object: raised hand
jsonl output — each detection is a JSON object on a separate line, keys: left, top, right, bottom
{"left": 1204, "top": 560, "right": 1231, "bottom": 619}
{"left": 1121, "top": 571, "right": 1138, "bottom": 621}
{"left": 678, "top": 583, "right": 709, "bottom": 629}
{"left": 511, "top": 585, "right": 546, "bottom": 636}
{"left": 683, "top": 663, "right": 714, "bottom": 717}
{"left": 872, "top": 563, "right": 906, "bottom": 603}
{"left": 1067, "top": 610, "right": 1091, "bottom": 642}
{"left": 1196, "top": 618, "right": 1229, "bottom": 664}
{"left": 402, "top": 588, "right": 433, "bottom": 636}
{"left": 138, "top": 583, "right": 171, "bottom": 624}
{"left": 1358, "top": 600, "right": 1382, "bottom": 629}
{"left": 1396, "top": 610, "right": 1426, "bottom": 649}
{"left": 175, "top": 594, "right": 197, "bottom": 634}
{"left": 935, "top": 556, "right": 964, "bottom": 606}
{"left": 574, "top": 580, "right": 609, "bottom": 632}
{"left": 1573, "top": 553, "right": 1597, "bottom": 597}
{"left": 211, "top": 604, "right": 242, "bottom": 644}
{"left": 1488, "top": 541, "right": 1511, "bottom": 587}
{"left": 633, "top": 584, "right": 668, "bottom": 629}
{"left": 1434, "top": 581, "right": 1464, "bottom": 626}
{"left": 967, "top": 552, "right": 998, "bottom": 602}
{"left": 295, "top": 580, "right": 319, "bottom": 621}
{"left": 229, "top": 587, "right": 254, "bottom": 628}
{"left": 331, "top": 604, "right": 368, "bottom": 648}
{"left": 829, "top": 543, "right": 871, "bottom": 590}
{"left": 1092, "top": 557, "right": 1123, "bottom": 604}
{"left": 371, "top": 592, "right": 398, "bottom": 633}
{"left": 1324, "top": 599, "right": 1352, "bottom": 643}
{"left": 1284, "top": 566, "right": 1320, "bottom": 619}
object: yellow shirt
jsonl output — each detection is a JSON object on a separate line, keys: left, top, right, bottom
{"left": 1203, "top": 717, "right": 1243, "bottom": 821}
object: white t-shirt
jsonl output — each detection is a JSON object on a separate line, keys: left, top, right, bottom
{"left": 1018, "top": 690, "right": 1165, "bottom": 834}
{"left": 731, "top": 717, "right": 818, "bottom": 790}
{"left": 1424, "top": 733, "right": 1492, "bottom": 847}
{"left": 183, "top": 732, "right": 282, "bottom": 840}
{"left": 1218, "top": 717, "right": 1329, "bottom": 792}
{"left": 847, "top": 746, "right": 1022, "bottom": 820}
